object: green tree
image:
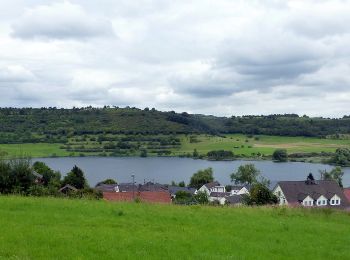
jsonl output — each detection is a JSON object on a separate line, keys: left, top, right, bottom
{"left": 140, "top": 149, "right": 148, "bottom": 157}
{"left": 243, "top": 182, "right": 278, "bottom": 206}
{"left": 33, "top": 161, "right": 61, "bottom": 187}
{"left": 62, "top": 165, "right": 87, "bottom": 189}
{"left": 193, "top": 149, "right": 199, "bottom": 158}
{"left": 194, "top": 191, "right": 209, "bottom": 204}
{"left": 189, "top": 167, "right": 214, "bottom": 189}
{"left": 96, "top": 178, "right": 117, "bottom": 186}
{"left": 319, "top": 167, "right": 344, "bottom": 187}
{"left": 230, "top": 164, "right": 260, "bottom": 185}
{"left": 272, "top": 149, "right": 288, "bottom": 162}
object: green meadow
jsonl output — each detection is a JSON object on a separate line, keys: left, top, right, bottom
{"left": 0, "top": 134, "right": 349, "bottom": 159}
{"left": 0, "top": 196, "right": 349, "bottom": 259}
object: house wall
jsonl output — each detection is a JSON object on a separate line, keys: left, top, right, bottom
{"left": 237, "top": 187, "right": 249, "bottom": 195}
{"left": 302, "top": 196, "right": 314, "bottom": 206}
{"left": 316, "top": 195, "right": 328, "bottom": 206}
{"left": 209, "top": 196, "right": 226, "bottom": 205}
{"left": 330, "top": 194, "right": 341, "bottom": 206}
{"left": 273, "top": 185, "right": 288, "bottom": 206}
{"left": 198, "top": 186, "right": 210, "bottom": 195}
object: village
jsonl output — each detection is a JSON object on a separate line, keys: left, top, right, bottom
{"left": 93, "top": 174, "right": 350, "bottom": 210}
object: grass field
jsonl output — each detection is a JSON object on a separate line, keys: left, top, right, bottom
{"left": 0, "top": 196, "right": 350, "bottom": 259}
{"left": 174, "top": 134, "right": 350, "bottom": 156}
{"left": 0, "top": 134, "right": 350, "bottom": 159}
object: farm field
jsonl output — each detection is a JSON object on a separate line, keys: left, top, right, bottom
{"left": 0, "top": 196, "right": 349, "bottom": 259}
{"left": 0, "top": 134, "right": 349, "bottom": 159}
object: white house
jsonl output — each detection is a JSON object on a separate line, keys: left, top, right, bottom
{"left": 198, "top": 181, "right": 225, "bottom": 195}
{"left": 230, "top": 185, "right": 250, "bottom": 196}
{"left": 273, "top": 176, "right": 348, "bottom": 208}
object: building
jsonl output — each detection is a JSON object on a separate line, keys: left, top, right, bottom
{"left": 344, "top": 188, "right": 350, "bottom": 203}
{"left": 273, "top": 176, "right": 349, "bottom": 209}
{"left": 198, "top": 181, "right": 225, "bottom": 195}
{"left": 230, "top": 185, "right": 250, "bottom": 195}
{"left": 168, "top": 186, "right": 197, "bottom": 199}
{"left": 103, "top": 191, "right": 172, "bottom": 204}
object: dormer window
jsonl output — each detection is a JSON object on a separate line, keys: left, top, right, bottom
{"left": 330, "top": 195, "right": 341, "bottom": 206}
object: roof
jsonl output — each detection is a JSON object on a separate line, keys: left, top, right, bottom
{"left": 204, "top": 181, "right": 221, "bottom": 189}
{"left": 168, "top": 186, "right": 197, "bottom": 195}
{"left": 59, "top": 184, "right": 78, "bottom": 192}
{"left": 209, "top": 192, "right": 231, "bottom": 198}
{"left": 226, "top": 195, "right": 243, "bottom": 205}
{"left": 103, "top": 191, "right": 171, "bottom": 203}
{"left": 95, "top": 184, "right": 119, "bottom": 192}
{"left": 139, "top": 182, "right": 168, "bottom": 192}
{"left": 32, "top": 171, "right": 43, "bottom": 179}
{"left": 344, "top": 188, "right": 350, "bottom": 203}
{"left": 118, "top": 183, "right": 138, "bottom": 192}
{"left": 276, "top": 180, "right": 349, "bottom": 208}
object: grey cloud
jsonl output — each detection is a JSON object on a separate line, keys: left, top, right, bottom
{"left": 11, "top": 1, "right": 114, "bottom": 40}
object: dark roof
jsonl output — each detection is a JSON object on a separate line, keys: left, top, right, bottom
{"left": 226, "top": 195, "right": 243, "bottom": 204}
{"left": 139, "top": 182, "right": 168, "bottom": 192}
{"left": 103, "top": 191, "right": 172, "bottom": 204}
{"left": 277, "top": 180, "right": 349, "bottom": 208}
{"left": 95, "top": 184, "right": 119, "bottom": 192}
{"left": 204, "top": 181, "right": 221, "bottom": 189}
{"left": 168, "top": 186, "right": 197, "bottom": 195}
{"left": 59, "top": 184, "right": 78, "bottom": 192}
{"left": 118, "top": 183, "right": 138, "bottom": 192}
{"left": 209, "top": 192, "right": 231, "bottom": 197}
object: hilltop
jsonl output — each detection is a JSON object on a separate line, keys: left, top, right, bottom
{"left": 0, "top": 196, "right": 349, "bottom": 259}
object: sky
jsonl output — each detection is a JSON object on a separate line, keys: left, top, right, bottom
{"left": 0, "top": 0, "right": 350, "bottom": 117}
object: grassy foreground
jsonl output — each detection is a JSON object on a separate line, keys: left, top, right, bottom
{"left": 0, "top": 196, "right": 350, "bottom": 259}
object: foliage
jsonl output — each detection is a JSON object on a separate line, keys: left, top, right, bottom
{"left": 231, "top": 164, "right": 260, "bottom": 185}
{"left": 272, "top": 149, "right": 288, "bottom": 162}
{"left": 319, "top": 167, "right": 344, "bottom": 187}
{"left": 193, "top": 191, "right": 209, "bottom": 204}
{"left": 207, "top": 150, "right": 234, "bottom": 160}
{"left": 62, "top": 165, "right": 88, "bottom": 189}
{"left": 33, "top": 161, "right": 61, "bottom": 187}
{"left": 243, "top": 183, "right": 278, "bottom": 206}
{"left": 189, "top": 167, "right": 214, "bottom": 189}
{"left": 330, "top": 148, "right": 350, "bottom": 166}
{"left": 96, "top": 178, "right": 117, "bottom": 186}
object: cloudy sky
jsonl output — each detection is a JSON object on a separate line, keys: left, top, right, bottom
{"left": 1, "top": 0, "right": 350, "bottom": 117}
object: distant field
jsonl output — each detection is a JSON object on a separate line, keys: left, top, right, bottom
{"left": 0, "top": 134, "right": 349, "bottom": 159}
{"left": 173, "top": 134, "right": 350, "bottom": 157}
{"left": 0, "top": 196, "right": 349, "bottom": 259}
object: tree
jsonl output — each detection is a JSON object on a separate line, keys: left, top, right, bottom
{"left": 178, "top": 181, "right": 186, "bottom": 187}
{"left": 194, "top": 191, "right": 209, "bottom": 204}
{"left": 33, "top": 161, "right": 61, "bottom": 187}
{"left": 189, "top": 167, "right": 214, "bottom": 189}
{"left": 140, "top": 149, "right": 148, "bottom": 157}
{"left": 330, "top": 148, "right": 350, "bottom": 166}
{"left": 193, "top": 149, "right": 199, "bottom": 158}
{"left": 243, "top": 182, "right": 278, "bottom": 206}
{"left": 96, "top": 178, "right": 117, "bottom": 186}
{"left": 230, "top": 164, "right": 260, "bottom": 185}
{"left": 272, "top": 149, "right": 288, "bottom": 162}
{"left": 62, "top": 165, "right": 87, "bottom": 189}
{"left": 319, "top": 167, "right": 344, "bottom": 187}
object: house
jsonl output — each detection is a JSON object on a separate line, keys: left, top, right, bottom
{"left": 95, "top": 183, "right": 137, "bottom": 193}
{"left": 209, "top": 192, "right": 231, "bottom": 205}
{"left": 32, "top": 170, "right": 43, "bottom": 184}
{"left": 139, "top": 182, "right": 168, "bottom": 192}
{"left": 273, "top": 176, "right": 349, "bottom": 209}
{"left": 225, "top": 195, "right": 243, "bottom": 206}
{"left": 344, "top": 188, "right": 350, "bottom": 203}
{"left": 103, "top": 191, "right": 172, "bottom": 204}
{"left": 59, "top": 184, "right": 78, "bottom": 194}
{"left": 230, "top": 185, "right": 250, "bottom": 195}
{"left": 168, "top": 186, "right": 197, "bottom": 198}
{"left": 198, "top": 181, "right": 225, "bottom": 195}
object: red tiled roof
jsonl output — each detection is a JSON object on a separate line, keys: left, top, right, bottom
{"left": 344, "top": 188, "right": 350, "bottom": 203}
{"left": 103, "top": 191, "right": 171, "bottom": 204}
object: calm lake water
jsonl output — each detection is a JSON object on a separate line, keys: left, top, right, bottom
{"left": 35, "top": 157, "right": 350, "bottom": 188}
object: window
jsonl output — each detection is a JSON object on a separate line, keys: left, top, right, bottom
{"left": 317, "top": 200, "right": 321, "bottom": 205}
{"left": 309, "top": 201, "right": 313, "bottom": 206}
{"left": 331, "top": 200, "right": 335, "bottom": 204}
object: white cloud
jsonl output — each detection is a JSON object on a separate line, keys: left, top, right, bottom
{"left": 0, "top": 0, "right": 350, "bottom": 117}
{"left": 11, "top": 1, "right": 114, "bottom": 40}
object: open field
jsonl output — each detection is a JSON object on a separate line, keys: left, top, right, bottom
{"left": 0, "top": 134, "right": 349, "bottom": 159}
{"left": 0, "top": 196, "right": 350, "bottom": 259}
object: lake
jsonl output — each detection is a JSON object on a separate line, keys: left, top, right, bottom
{"left": 34, "top": 157, "right": 350, "bottom": 188}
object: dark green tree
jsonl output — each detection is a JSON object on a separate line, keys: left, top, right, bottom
{"left": 33, "top": 161, "right": 61, "bottom": 187}
{"left": 62, "top": 165, "right": 87, "bottom": 189}
{"left": 194, "top": 191, "right": 209, "bottom": 204}
{"left": 189, "top": 167, "right": 214, "bottom": 189}
{"left": 243, "top": 183, "right": 278, "bottom": 206}
{"left": 272, "top": 149, "right": 288, "bottom": 162}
